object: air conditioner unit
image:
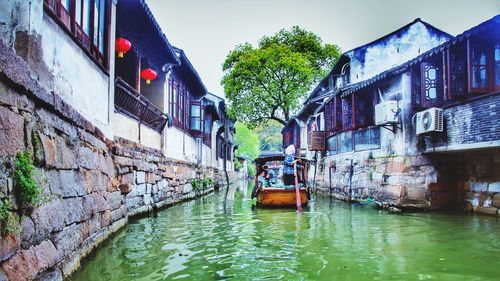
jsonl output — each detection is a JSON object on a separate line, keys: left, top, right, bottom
{"left": 416, "top": 107, "right": 444, "bottom": 135}
{"left": 375, "top": 100, "right": 399, "bottom": 125}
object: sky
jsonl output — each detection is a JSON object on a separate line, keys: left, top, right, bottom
{"left": 147, "top": 0, "right": 499, "bottom": 97}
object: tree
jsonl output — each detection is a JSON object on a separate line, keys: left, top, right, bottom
{"left": 222, "top": 26, "right": 341, "bottom": 128}
{"left": 234, "top": 123, "right": 260, "bottom": 176}
{"left": 254, "top": 120, "right": 283, "bottom": 152}
{"left": 234, "top": 122, "right": 260, "bottom": 161}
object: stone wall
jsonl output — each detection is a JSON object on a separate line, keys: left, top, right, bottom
{"left": 459, "top": 149, "right": 500, "bottom": 216}
{"left": 315, "top": 152, "right": 441, "bottom": 209}
{"left": 0, "top": 42, "right": 234, "bottom": 281}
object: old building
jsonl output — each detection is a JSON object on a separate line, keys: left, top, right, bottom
{"left": 0, "top": 0, "right": 237, "bottom": 280}
{"left": 286, "top": 15, "right": 500, "bottom": 215}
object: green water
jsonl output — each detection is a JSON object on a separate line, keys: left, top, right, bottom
{"left": 72, "top": 181, "right": 500, "bottom": 281}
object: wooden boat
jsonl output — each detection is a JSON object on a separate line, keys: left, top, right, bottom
{"left": 251, "top": 152, "right": 309, "bottom": 207}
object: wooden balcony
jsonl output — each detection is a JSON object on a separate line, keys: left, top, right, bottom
{"left": 114, "top": 78, "right": 168, "bottom": 132}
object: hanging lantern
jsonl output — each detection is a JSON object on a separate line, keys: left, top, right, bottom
{"left": 115, "top": 38, "right": 131, "bottom": 58}
{"left": 141, "top": 68, "right": 157, "bottom": 85}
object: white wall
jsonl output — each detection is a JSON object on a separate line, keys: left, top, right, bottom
{"left": 164, "top": 126, "right": 199, "bottom": 162}
{"left": 348, "top": 21, "right": 450, "bottom": 84}
{"left": 113, "top": 113, "right": 161, "bottom": 150}
{"left": 41, "top": 15, "right": 113, "bottom": 137}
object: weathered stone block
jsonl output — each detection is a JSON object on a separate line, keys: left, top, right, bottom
{"left": 113, "top": 156, "right": 133, "bottom": 167}
{"left": 488, "top": 181, "right": 500, "bottom": 192}
{"left": 0, "top": 107, "right": 25, "bottom": 157}
{"left": 0, "top": 235, "right": 19, "bottom": 262}
{"left": 146, "top": 184, "right": 152, "bottom": 195}
{"left": 105, "top": 191, "right": 122, "bottom": 210}
{"left": 1, "top": 240, "right": 57, "bottom": 281}
{"left": 146, "top": 173, "right": 155, "bottom": 184}
{"left": 143, "top": 194, "right": 152, "bottom": 205}
{"left": 30, "top": 199, "right": 65, "bottom": 242}
{"left": 492, "top": 194, "right": 500, "bottom": 208}
{"left": 62, "top": 197, "right": 86, "bottom": 225}
{"left": 52, "top": 223, "right": 82, "bottom": 260}
{"left": 36, "top": 267, "right": 63, "bottom": 281}
{"left": 101, "top": 210, "right": 111, "bottom": 228}
{"left": 119, "top": 183, "right": 132, "bottom": 194}
{"left": 48, "top": 170, "right": 86, "bottom": 197}
{"left": 126, "top": 197, "right": 142, "bottom": 212}
{"left": 88, "top": 214, "right": 101, "bottom": 236}
{"left": 475, "top": 206, "right": 498, "bottom": 216}
{"left": 77, "top": 146, "right": 97, "bottom": 170}
{"left": 121, "top": 172, "right": 134, "bottom": 184}
{"left": 136, "top": 171, "right": 146, "bottom": 184}
{"left": 183, "top": 184, "right": 193, "bottom": 194}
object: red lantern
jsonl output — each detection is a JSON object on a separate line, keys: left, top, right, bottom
{"left": 141, "top": 68, "right": 157, "bottom": 85}
{"left": 115, "top": 38, "right": 131, "bottom": 58}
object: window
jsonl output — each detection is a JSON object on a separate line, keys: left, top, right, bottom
{"left": 178, "top": 87, "right": 185, "bottom": 128}
{"left": 354, "top": 93, "right": 374, "bottom": 128}
{"left": 342, "top": 96, "right": 353, "bottom": 130}
{"left": 411, "top": 66, "right": 422, "bottom": 108}
{"left": 495, "top": 44, "right": 500, "bottom": 90}
{"left": 354, "top": 127, "right": 380, "bottom": 151}
{"left": 338, "top": 131, "right": 353, "bottom": 154}
{"left": 326, "top": 135, "right": 338, "bottom": 156}
{"left": 44, "top": 0, "right": 109, "bottom": 69}
{"left": 447, "top": 44, "right": 468, "bottom": 99}
{"left": 325, "top": 97, "right": 342, "bottom": 136}
{"left": 203, "top": 114, "right": 212, "bottom": 147}
{"left": 420, "top": 61, "right": 443, "bottom": 107}
{"left": 469, "top": 42, "right": 489, "bottom": 92}
{"left": 190, "top": 102, "right": 201, "bottom": 131}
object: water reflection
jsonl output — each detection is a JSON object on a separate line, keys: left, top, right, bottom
{"left": 72, "top": 180, "right": 500, "bottom": 281}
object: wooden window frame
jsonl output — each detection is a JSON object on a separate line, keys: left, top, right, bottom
{"left": 420, "top": 60, "right": 444, "bottom": 108}
{"left": 203, "top": 114, "right": 212, "bottom": 147}
{"left": 189, "top": 101, "right": 203, "bottom": 137}
{"left": 468, "top": 39, "right": 490, "bottom": 94}
{"left": 353, "top": 92, "right": 375, "bottom": 129}
{"left": 43, "top": 0, "right": 110, "bottom": 71}
{"left": 342, "top": 95, "right": 354, "bottom": 130}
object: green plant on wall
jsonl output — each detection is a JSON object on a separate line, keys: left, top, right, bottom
{"left": 202, "top": 178, "right": 214, "bottom": 188}
{"left": 0, "top": 198, "right": 19, "bottom": 236}
{"left": 192, "top": 179, "right": 203, "bottom": 192}
{"left": 14, "top": 151, "right": 43, "bottom": 208}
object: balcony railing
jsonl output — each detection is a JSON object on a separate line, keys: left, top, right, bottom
{"left": 114, "top": 78, "right": 168, "bottom": 132}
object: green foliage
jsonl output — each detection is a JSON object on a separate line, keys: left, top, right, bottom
{"left": 247, "top": 164, "right": 256, "bottom": 177}
{"left": 222, "top": 26, "right": 341, "bottom": 128}
{"left": 254, "top": 120, "right": 283, "bottom": 152}
{"left": 192, "top": 179, "right": 203, "bottom": 191}
{"left": 192, "top": 178, "right": 214, "bottom": 191}
{"left": 0, "top": 198, "right": 19, "bottom": 236}
{"left": 234, "top": 123, "right": 260, "bottom": 162}
{"left": 14, "top": 151, "right": 43, "bottom": 207}
{"left": 202, "top": 178, "right": 214, "bottom": 188}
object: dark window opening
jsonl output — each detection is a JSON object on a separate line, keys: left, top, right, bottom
{"left": 354, "top": 92, "right": 375, "bottom": 128}
{"left": 448, "top": 43, "right": 468, "bottom": 99}
{"left": 342, "top": 96, "right": 353, "bottom": 130}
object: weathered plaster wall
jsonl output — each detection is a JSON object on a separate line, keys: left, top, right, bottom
{"left": 0, "top": 0, "right": 114, "bottom": 137}
{"left": 348, "top": 21, "right": 450, "bottom": 84}
{"left": 0, "top": 42, "right": 235, "bottom": 280}
{"left": 41, "top": 16, "right": 112, "bottom": 137}
{"left": 164, "top": 126, "right": 197, "bottom": 162}
{"left": 112, "top": 112, "right": 162, "bottom": 150}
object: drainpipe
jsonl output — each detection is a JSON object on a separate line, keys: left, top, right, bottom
{"left": 348, "top": 159, "right": 354, "bottom": 202}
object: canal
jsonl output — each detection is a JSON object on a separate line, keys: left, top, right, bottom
{"left": 72, "top": 181, "right": 500, "bottom": 281}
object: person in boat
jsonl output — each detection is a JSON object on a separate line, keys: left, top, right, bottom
{"left": 257, "top": 165, "right": 270, "bottom": 186}
{"left": 282, "top": 145, "right": 301, "bottom": 186}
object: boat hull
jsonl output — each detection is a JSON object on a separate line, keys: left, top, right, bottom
{"left": 256, "top": 187, "right": 308, "bottom": 206}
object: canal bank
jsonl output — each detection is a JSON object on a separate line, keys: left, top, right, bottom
{"left": 72, "top": 180, "right": 500, "bottom": 281}
{"left": 0, "top": 41, "right": 242, "bottom": 280}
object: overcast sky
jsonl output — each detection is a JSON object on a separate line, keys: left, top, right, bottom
{"left": 147, "top": 0, "right": 499, "bottom": 97}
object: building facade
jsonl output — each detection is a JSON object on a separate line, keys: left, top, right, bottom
{"left": 285, "top": 16, "right": 500, "bottom": 215}
{"left": 0, "top": 0, "right": 237, "bottom": 280}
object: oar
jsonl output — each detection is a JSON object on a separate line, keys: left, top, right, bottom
{"left": 294, "top": 162, "right": 303, "bottom": 212}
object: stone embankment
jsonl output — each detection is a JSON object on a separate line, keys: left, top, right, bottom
{"left": 0, "top": 41, "right": 236, "bottom": 280}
